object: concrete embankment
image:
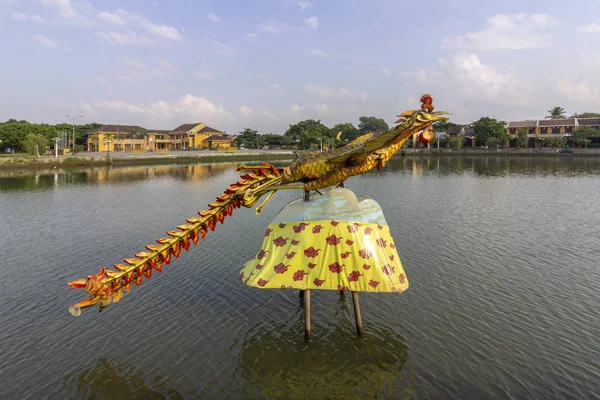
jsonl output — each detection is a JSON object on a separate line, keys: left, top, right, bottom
{"left": 0, "top": 150, "right": 297, "bottom": 169}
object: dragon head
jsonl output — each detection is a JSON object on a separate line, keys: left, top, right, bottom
{"left": 395, "top": 94, "right": 450, "bottom": 143}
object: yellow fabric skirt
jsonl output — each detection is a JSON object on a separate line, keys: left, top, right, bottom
{"left": 240, "top": 220, "right": 408, "bottom": 293}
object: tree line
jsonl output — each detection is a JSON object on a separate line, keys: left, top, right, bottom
{"left": 234, "top": 116, "right": 389, "bottom": 150}
{"left": 0, "top": 119, "right": 104, "bottom": 154}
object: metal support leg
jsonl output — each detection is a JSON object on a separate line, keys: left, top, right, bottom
{"left": 351, "top": 291, "right": 364, "bottom": 337}
{"left": 304, "top": 289, "right": 311, "bottom": 339}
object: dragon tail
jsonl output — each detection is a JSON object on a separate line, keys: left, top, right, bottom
{"left": 67, "top": 163, "right": 284, "bottom": 316}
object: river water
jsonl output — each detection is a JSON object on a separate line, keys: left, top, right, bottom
{"left": 1, "top": 156, "right": 599, "bottom": 399}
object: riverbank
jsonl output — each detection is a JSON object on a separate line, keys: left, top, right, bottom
{"left": 0, "top": 150, "right": 297, "bottom": 169}
{"left": 2, "top": 147, "right": 600, "bottom": 170}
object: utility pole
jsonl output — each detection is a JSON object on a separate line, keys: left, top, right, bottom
{"left": 65, "top": 114, "right": 83, "bottom": 155}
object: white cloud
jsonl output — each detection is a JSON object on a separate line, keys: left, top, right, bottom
{"left": 40, "top": 0, "right": 75, "bottom": 18}
{"left": 208, "top": 12, "right": 223, "bottom": 23}
{"left": 108, "top": 56, "right": 176, "bottom": 82}
{"left": 94, "top": 10, "right": 181, "bottom": 45}
{"left": 96, "top": 31, "right": 155, "bottom": 46}
{"left": 97, "top": 10, "right": 181, "bottom": 41}
{"left": 260, "top": 22, "right": 294, "bottom": 33}
{"left": 358, "top": 92, "right": 368, "bottom": 101}
{"left": 131, "top": 15, "right": 181, "bottom": 41}
{"left": 193, "top": 70, "right": 212, "bottom": 80}
{"left": 245, "top": 33, "right": 258, "bottom": 41}
{"left": 400, "top": 68, "right": 444, "bottom": 83}
{"left": 239, "top": 106, "right": 252, "bottom": 116}
{"left": 557, "top": 80, "right": 600, "bottom": 105}
{"left": 271, "top": 83, "right": 283, "bottom": 90}
{"left": 578, "top": 24, "right": 600, "bottom": 33}
{"left": 95, "top": 77, "right": 111, "bottom": 87}
{"left": 304, "top": 83, "right": 354, "bottom": 98}
{"left": 97, "top": 11, "right": 126, "bottom": 25}
{"left": 96, "top": 100, "right": 146, "bottom": 113}
{"left": 13, "top": 12, "right": 46, "bottom": 23}
{"left": 309, "top": 48, "right": 332, "bottom": 57}
{"left": 291, "top": 103, "right": 303, "bottom": 112}
{"left": 303, "top": 16, "right": 318, "bottom": 30}
{"left": 442, "top": 13, "right": 555, "bottom": 51}
{"left": 315, "top": 103, "right": 329, "bottom": 113}
{"left": 33, "top": 34, "right": 70, "bottom": 51}
{"left": 156, "top": 58, "right": 177, "bottom": 74}
{"left": 95, "top": 95, "right": 228, "bottom": 120}
{"left": 298, "top": 1, "right": 312, "bottom": 10}
{"left": 452, "top": 54, "right": 516, "bottom": 98}
{"left": 380, "top": 67, "right": 391, "bottom": 76}
{"left": 204, "top": 38, "right": 236, "bottom": 56}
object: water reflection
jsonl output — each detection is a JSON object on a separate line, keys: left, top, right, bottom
{"left": 62, "top": 357, "right": 192, "bottom": 399}
{"left": 381, "top": 155, "right": 600, "bottom": 177}
{"left": 2, "top": 156, "right": 600, "bottom": 192}
{"left": 234, "top": 308, "right": 411, "bottom": 400}
{"left": 0, "top": 162, "right": 291, "bottom": 192}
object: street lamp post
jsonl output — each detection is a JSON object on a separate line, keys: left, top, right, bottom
{"left": 65, "top": 114, "right": 83, "bottom": 155}
{"left": 52, "top": 137, "right": 61, "bottom": 158}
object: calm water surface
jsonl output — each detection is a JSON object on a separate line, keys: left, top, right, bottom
{"left": 1, "top": 156, "right": 599, "bottom": 399}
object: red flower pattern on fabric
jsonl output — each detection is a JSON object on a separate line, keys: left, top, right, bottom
{"left": 273, "top": 236, "right": 288, "bottom": 247}
{"left": 304, "top": 247, "right": 321, "bottom": 257}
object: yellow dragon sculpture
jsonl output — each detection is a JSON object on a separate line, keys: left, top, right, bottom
{"left": 67, "top": 94, "right": 449, "bottom": 315}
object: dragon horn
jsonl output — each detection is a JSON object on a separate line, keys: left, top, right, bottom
{"left": 67, "top": 164, "right": 284, "bottom": 316}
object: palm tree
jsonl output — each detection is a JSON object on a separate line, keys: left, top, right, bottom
{"left": 103, "top": 133, "right": 114, "bottom": 156}
{"left": 545, "top": 106, "right": 566, "bottom": 119}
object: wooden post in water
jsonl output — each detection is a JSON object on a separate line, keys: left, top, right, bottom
{"left": 351, "top": 291, "right": 364, "bottom": 337}
{"left": 303, "top": 189, "right": 311, "bottom": 338}
{"left": 304, "top": 289, "right": 311, "bottom": 338}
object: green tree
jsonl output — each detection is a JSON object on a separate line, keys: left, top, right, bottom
{"left": 433, "top": 121, "right": 457, "bottom": 132}
{"left": 22, "top": 134, "right": 49, "bottom": 155}
{"left": 103, "top": 133, "right": 114, "bottom": 156}
{"left": 485, "top": 137, "right": 500, "bottom": 149}
{"left": 357, "top": 116, "right": 389, "bottom": 135}
{"left": 284, "top": 119, "right": 332, "bottom": 150}
{"left": 570, "top": 112, "right": 600, "bottom": 118}
{"left": 473, "top": 117, "right": 509, "bottom": 146}
{"left": 235, "top": 128, "right": 263, "bottom": 149}
{"left": 449, "top": 136, "right": 464, "bottom": 150}
{"left": 516, "top": 127, "right": 529, "bottom": 148}
{"left": 545, "top": 137, "right": 566, "bottom": 148}
{"left": 545, "top": 106, "right": 566, "bottom": 119}
{"left": 573, "top": 126, "right": 600, "bottom": 148}
{"left": 332, "top": 122, "right": 359, "bottom": 142}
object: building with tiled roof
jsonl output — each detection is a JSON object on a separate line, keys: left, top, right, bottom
{"left": 86, "top": 123, "right": 228, "bottom": 153}
{"left": 504, "top": 117, "right": 600, "bottom": 148}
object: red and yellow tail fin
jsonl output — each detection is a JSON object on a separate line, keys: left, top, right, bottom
{"left": 67, "top": 163, "right": 283, "bottom": 316}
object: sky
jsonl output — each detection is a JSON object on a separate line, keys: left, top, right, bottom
{"left": 1, "top": 0, "right": 600, "bottom": 133}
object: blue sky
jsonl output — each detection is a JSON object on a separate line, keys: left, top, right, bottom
{"left": 1, "top": 0, "right": 599, "bottom": 133}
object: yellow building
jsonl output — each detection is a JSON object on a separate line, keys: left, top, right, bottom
{"left": 87, "top": 123, "right": 228, "bottom": 153}
{"left": 169, "top": 123, "right": 224, "bottom": 150}
{"left": 204, "top": 134, "right": 235, "bottom": 149}
{"left": 87, "top": 125, "right": 152, "bottom": 153}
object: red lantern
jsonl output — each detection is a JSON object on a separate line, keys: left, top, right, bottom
{"left": 419, "top": 130, "right": 434, "bottom": 144}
